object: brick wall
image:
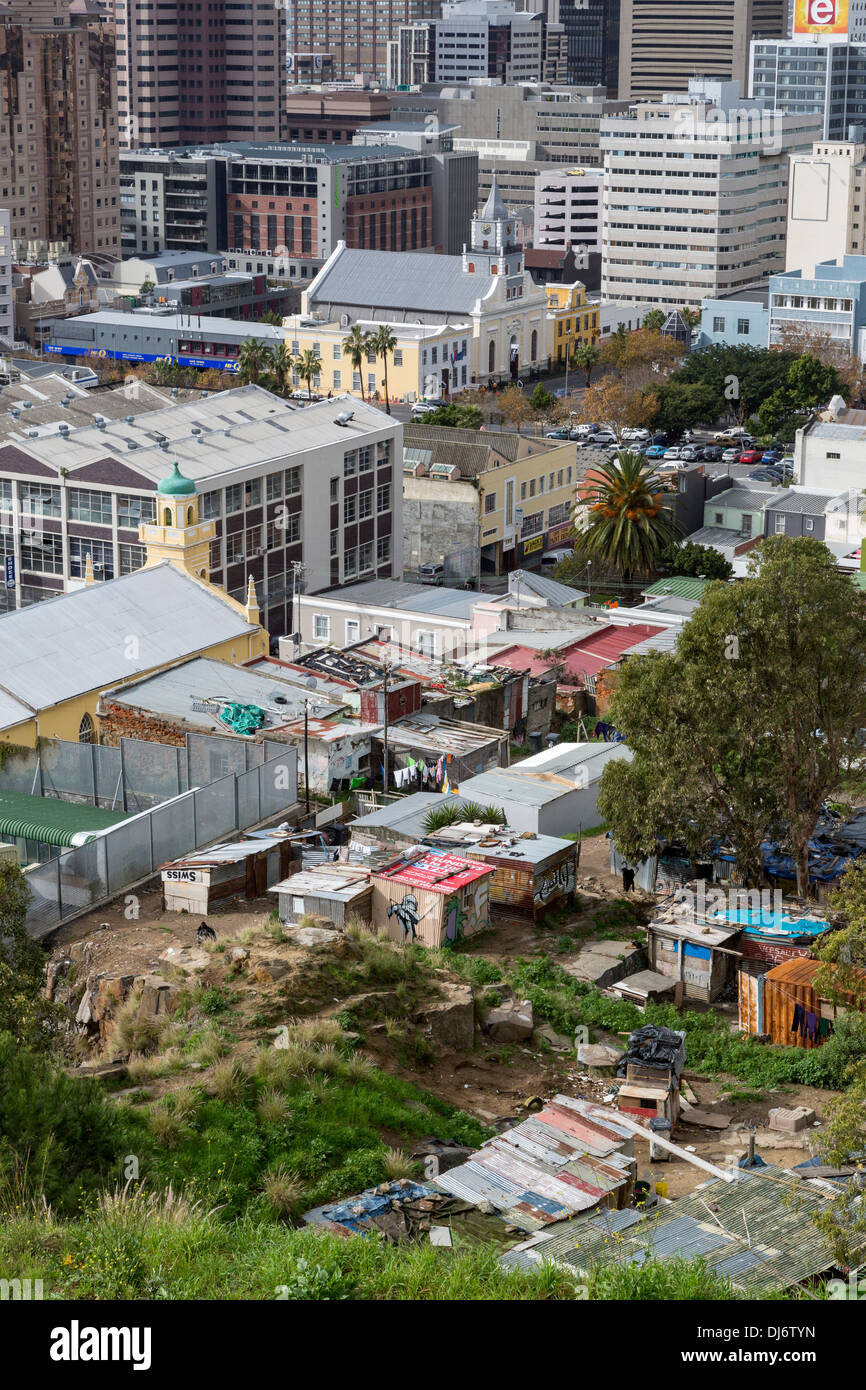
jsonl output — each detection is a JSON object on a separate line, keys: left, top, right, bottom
{"left": 100, "top": 702, "right": 190, "bottom": 749}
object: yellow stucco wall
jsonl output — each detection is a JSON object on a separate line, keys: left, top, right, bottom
{"left": 546, "top": 283, "right": 600, "bottom": 362}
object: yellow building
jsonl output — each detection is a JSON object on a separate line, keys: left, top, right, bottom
{"left": 0, "top": 463, "right": 268, "bottom": 748}
{"left": 283, "top": 316, "right": 461, "bottom": 406}
{"left": 545, "top": 282, "right": 600, "bottom": 367}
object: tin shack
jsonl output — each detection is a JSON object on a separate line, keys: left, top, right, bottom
{"left": 738, "top": 956, "right": 866, "bottom": 1048}
{"left": 423, "top": 823, "right": 577, "bottom": 920}
{"left": 269, "top": 864, "right": 373, "bottom": 930}
{"left": 370, "top": 848, "right": 495, "bottom": 948}
{"left": 161, "top": 836, "right": 293, "bottom": 914}
{"left": 646, "top": 912, "right": 741, "bottom": 1002}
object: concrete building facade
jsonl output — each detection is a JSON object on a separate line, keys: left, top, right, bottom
{"left": 786, "top": 140, "right": 866, "bottom": 271}
{"left": 750, "top": 39, "right": 866, "bottom": 140}
{"left": 112, "top": 0, "right": 285, "bottom": 148}
{"left": 286, "top": 0, "right": 440, "bottom": 82}
{"left": 600, "top": 79, "right": 820, "bottom": 310}
{"left": 389, "top": 1, "right": 567, "bottom": 85}
{"left": 0, "top": 386, "right": 402, "bottom": 634}
{"left": 0, "top": 0, "right": 120, "bottom": 256}
{"left": 0, "top": 210, "right": 12, "bottom": 348}
{"left": 618, "top": 0, "right": 788, "bottom": 100}
{"left": 351, "top": 123, "right": 479, "bottom": 255}
{"left": 769, "top": 255, "right": 866, "bottom": 359}
{"left": 534, "top": 166, "right": 604, "bottom": 253}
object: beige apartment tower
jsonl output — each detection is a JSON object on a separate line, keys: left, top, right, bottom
{"left": 618, "top": 0, "right": 787, "bottom": 100}
{"left": 786, "top": 142, "right": 866, "bottom": 273}
{"left": 0, "top": 0, "right": 119, "bottom": 255}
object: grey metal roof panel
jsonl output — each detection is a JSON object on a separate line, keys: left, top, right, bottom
{"left": 0, "top": 564, "right": 255, "bottom": 711}
{"left": 763, "top": 489, "right": 839, "bottom": 514}
{"left": 310, "top": 247, "right": 495, "bottom": 315}
{"left": 508, "top": 570, "right": 587, "bottom": 606}
{"left": 318, "top": 578, "right": 484, "bottom": 619}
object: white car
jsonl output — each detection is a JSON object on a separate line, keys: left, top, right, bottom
{"left": 571, "top": 422, "right": 597, "bottom": 435}
{"left": 714, "top": 426, "right": 752, "bottom": 441}
{"left": 411, "top": 401, "right": 441, "bottom": 419}
{"left": 621, "top": 427, "right": 650, "bottom": 441}
{"left": 662, "top": 446, "right": 684, "bottom": 461}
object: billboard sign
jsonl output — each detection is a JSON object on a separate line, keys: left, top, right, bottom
{"left": 793, "top": 0, "right": 849, "bottom": 35}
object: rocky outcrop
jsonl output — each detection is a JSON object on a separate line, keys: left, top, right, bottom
{"left": 483, "top": 997, "right": 534, "bottom": 1043}
{"left": 414, "top": 982, "right": 475, "bottom": 1051}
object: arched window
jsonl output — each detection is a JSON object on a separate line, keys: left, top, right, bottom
{"left": 530, "top": 330, "right": 538, "bottom": 360}
{"left": 187, "top": 505, "right": 194, "bottom": 525}
{"left": 163, "top": 507, "right": 172, "bottom": 525}
{"left": 488, "top": 339, "right": 495, "bottom": 373}
{"left": 78, "top": 714, "right": 94, "bottom": 744}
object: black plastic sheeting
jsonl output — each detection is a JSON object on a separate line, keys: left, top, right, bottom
{"left": 711, "top": 808, "right": 866, "bottom": 885}
{"left": 617, "top": 1025, "right": 687, "bottom": 1082}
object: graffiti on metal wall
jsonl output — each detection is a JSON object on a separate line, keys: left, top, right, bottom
{"left": 444, "top": 881, "right": 490, "bottom": 945}
{"left": 388, "top": 893, "right": 420, "bottom": 942}
{"left": 534, "top": 858, "right": 575, "bottom": 906}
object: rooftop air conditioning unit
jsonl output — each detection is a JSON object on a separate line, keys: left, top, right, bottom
{"left": 93, "top": 414, "right": 106, "bottom": 425}
{"left": 27, "top": 428, "right": 38, "bottom": 438}
{"left": 335, "top": 410, "right": 354, "bottom": 427}
{"left": 58, "top": 422, "right": 70, "bottom": 435}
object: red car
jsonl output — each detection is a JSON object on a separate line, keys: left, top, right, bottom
{"left": 739, "top": 449, "right": 763, "bottom": 464}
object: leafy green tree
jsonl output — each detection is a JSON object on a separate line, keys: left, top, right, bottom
{"left": 659, "top": 541, "right": 732, "bottom": 581}
{"left": 342, "top": 325, "right": 371, "bottom": 402}
{"left": 258, "top": 308, "right": 285, "bottom": 328}
{"left": 139, "top": 279, "right": 155, "bottom": 298}
{"left": 237, "top": 337, "right": 270, "bottom": 387}
{"left": 531, "top": 383, "right": 556, "bottom": 415}
{"left": 424, "top": 401, "right": 484, "bottom": 430}
{"left": 370, "top": 323, "right": 398, "bottom": 415}
{"left": 573, "top": 450, "right": 681, "bottom": 581}
{"left": 295, "top": 347, "right": 323, "bottom": 402}
{"left": 673, "top": 345, "right": 797, "bottom": 423}
{"left": 571, "top": 342, "right": 600, "bottom": 386}
{"left": 642, "top": 309, "right": 666, "bottom": 332}
{"left": 598, "top": 538, "right": 866, "bottom": 895}
{"left": 757, "top": 356, "right": 847, "bottom": 436}
{"left": 0, "top": 861, "right": 51, "bottom": 1048}
{"left": 679, "top": 307, "right": 701, "bottom": 331}
{"left": 652, "top": 380, "right": 719, "bottom": 435}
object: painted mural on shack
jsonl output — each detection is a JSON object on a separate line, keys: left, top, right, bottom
{"left": 533, "top": 857, "right": 575, "bottom": 908}
{"left": 444, "top": 877, "right": 491, "bottom": 944}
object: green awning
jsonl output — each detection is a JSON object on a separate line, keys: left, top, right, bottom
{"left": 0, "top": 789, "right": 128, "bottom": 848}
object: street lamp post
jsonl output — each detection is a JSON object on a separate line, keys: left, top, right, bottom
{"left": 381, "top": 662, "right": 390, "bottom": 795}
{"left": 302, "top": 675, "right": 316, "bottom": 817}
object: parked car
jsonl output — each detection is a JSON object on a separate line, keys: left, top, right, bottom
{"left": 540, "top": 546, "right": 575, "bottom": 572}
{"left": 662, "top": 446, "right": 685, "bottom": 461}
{"left": 545, "top": 426, "right": 571, "bottom": 439}
{"left": 418, "top": 562, "right": 446, "bottom": 584}
{"left": 721, "top": 447, "right": 742, "bottom": 464}
{"left": 679, "top": 445, "right": 702, "bottom": 461}
{"left": 714, "top": 425, "right": 752, "bottom": 441}
{"left": 571, "top": 421, "right": 598, "bottom": 432}
{"left": 761, "top": 448, "right": 782, "bottom": 464}
{"left": 739, "top": 449, "right": 763, "bottom": 465}
{"left": 701, "top": 445, "right": 723, "bottom": 462}
{"left": 779, "top": 454, "right": 795, "bottom": 472}
{"left": 411, "top": 401, "right": 441, "bottom": 419}
{"left": 651, "top": 432, "right": 669, "bottom": 445}
{"left": 645, "top": 444, "right": 668, "bottom": 458}
{"left": 749, "top": 467, "right": 784, "bottom": 482}
{"left": 621, "top": 427, "right": 650, "bottom": 441}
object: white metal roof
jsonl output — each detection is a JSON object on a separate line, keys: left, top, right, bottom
{"left": 0, "top": 564, "right": 255, "bottom": 711}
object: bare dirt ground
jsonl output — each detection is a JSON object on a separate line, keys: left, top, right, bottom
{"left": 49, "top": 872, "right": 831, "bottom": 1199}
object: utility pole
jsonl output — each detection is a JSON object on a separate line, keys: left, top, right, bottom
{"left": 381, "top": 662, "right": 390, "bottom": 795}
{"left": 303, "top": 697, "right": 311, "bottom": 816}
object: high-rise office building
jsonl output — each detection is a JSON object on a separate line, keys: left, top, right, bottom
{"left": 287, "top": 0, "right": 440, "bottom": 83}
{"left": 786, "top": 140, "right": 866, "bottom": 271}
{"left": 618, "top": 0, "right": 787, "bottom": 100}
{"left": 556, "top": 0, "right": 620, "bottom": 94}
{"left": 0, "top": 210, "right": 12, "bottom": 347}
{"left": 388, "top": 1, "right": 567, "bottom": 85}
{"left": 112, "top": 0, "right": 285, "bottom": 148}
{"left": 0, "top": 0, "right": 120, "bottom": 255}
{"left": 600, "top": 78, "right": 820, "bottom": 309}
{"left": 750, "top": 39, "right": 866, "bottom": 139}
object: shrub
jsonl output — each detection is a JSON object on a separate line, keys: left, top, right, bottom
{"left": 257, "top": 1088, "right": 291, "bottom": 1125}
{"left": 382, "top": 1147, "right": 414, "bottom": 1180}
{"left": 211, "top": 1060, "right": 247, "bottom": 1102}
{"left": 262, "top": 1165, "right": 305, "bottom": 1218}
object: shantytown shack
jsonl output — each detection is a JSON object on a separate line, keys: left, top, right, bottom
{"left": 370, "top": 847, "right": 495, "bottom": 948}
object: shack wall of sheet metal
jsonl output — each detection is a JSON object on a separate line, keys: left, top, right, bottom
{"left": 369, "top": 873, "right": 491, "bottom": 948}
{"left": 440, "top": 842, "right": 576, "bottom": 919}
{"left": 763, "top": 959, "right": 825, "bottom": 1049}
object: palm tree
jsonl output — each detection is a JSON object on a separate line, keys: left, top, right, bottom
{"left": 269, "top": 342, "right": 294, "bottom": 396}
{"left": 237, "top": 337, "right": 268, "bottom": 386}
{"left": 342, "top": 324, "right": 371, "bottom": 401}
{"left": 296, "top": 347, "right": 323, "bottom": 402}
{"left": 572, "top": 342, "right": 600, "bottom": 388}
{"left": 370, "top": 323, "right": 398, "bottom": 415}
{"left": 574, "top": 450, "right": 682, "bottom": 582}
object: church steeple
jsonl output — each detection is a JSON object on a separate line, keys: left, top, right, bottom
{"left": 139, "top": 463, "right": 215, "bottom": 581}
{"left": 464, "top": 172, "right": 523, "bottom": 283}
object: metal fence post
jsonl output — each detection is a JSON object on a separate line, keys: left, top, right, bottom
{"left": 90, "top": 741, "right": 97, "bottom": 805}
{"left": 120, "top": 739, "right": 128, "bottom": 813}
{"left": 191, "top": 788, "right": 198, "bottom": 846}
{"left": 54, "top": 856, "right": 63, "bottom": 922}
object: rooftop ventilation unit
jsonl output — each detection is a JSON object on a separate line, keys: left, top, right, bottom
{"left": 125, "top": 415, "right": 135, "bottom": 425}
{"left": 93, "top": 414, "right": 106, "bottom": 426}
{"left": 158, "top": 439, "right": 169, "bottom": 450}
{"left": 58, "top": 422, "right": 70, "bottom": 435}
{"left": 27, "top": 428, "right": 38, "bottom": 438}
{"left": 334, "top": 410, "right": 354, "bottom": 427}
{"left": 126, "top": 439, "right": 140, "bottom": 450}
{"left": 191, "top": 424, "right": 202, "bottom": 435}
{"left": 21, "top": 401, "right": 32, "bottom": 409}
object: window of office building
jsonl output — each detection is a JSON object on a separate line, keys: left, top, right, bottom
{"left": 69, "top": 537, "right": 114, "bottom": 579}
{"left": 69, "top": 488, "right": 112, "bottom": 525}
{"left": 117, "top": 494, "right": 156, "bottom": 527}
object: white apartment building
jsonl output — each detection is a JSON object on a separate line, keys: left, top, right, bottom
{"left": 600, "top": 78, "right": 820, "bottom": 310}
{"left": 534, "top": 167, "right": 604, "bottom": 254}
{"left": 0, "top": 209, "right": 12, "bottom": 347}
{"left": 786, "top": 140, "right": 866, "bottom": 272}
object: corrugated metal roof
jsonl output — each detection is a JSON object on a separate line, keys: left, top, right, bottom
{"left": 315, "top": 578, "right": 483, "bottom": 621}
{"left": 310, "top": 245, "right": 496, "bottom": 315}
{"left": 642, "top": 576, "right": 713, "bottom": 602}
{"left": 0, "top": 789, "right": 127, "bottom": 847}
{"left": 507, "top": 570, "right": 587, "bottom": 606}
{"left": 0, "top": 565, "right": 255, "bottom": 712}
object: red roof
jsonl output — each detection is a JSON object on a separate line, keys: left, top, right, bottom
{"left": 375, "top": 849, "right": 493, "bottom": 894}
{"left": 487, "top": 644, "right": 559, "bottom": 677}
{"left": 562, "top": 623, "right": 663, "bottom": 679}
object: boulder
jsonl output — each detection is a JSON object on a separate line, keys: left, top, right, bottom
{"left": 229, "top": 946, "right": 250, "bottom": 965}
{"left": 485, "top": 997, "right": 534, "bottom": 1043}
{"left": 415, "top": 982, "right": 474, "bottom": 1050}
{"left": 285, "top": 925, "right": 341, "bottom": 948}
{"left": 768, "top": 1105, "right": 816, "bottom": 1134}
{"left": 577, "top": 1042, "right": 624, "bottom": 1073}
{"left": 133, "top": 975, "right": 179, "bottom": 1020}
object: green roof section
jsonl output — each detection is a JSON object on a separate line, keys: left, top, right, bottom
{"left": 642, "top": 576, "right": 714, "bottom": 602}
{"left": 0, "top": 790, "right": 128, "bottom": 848}
{"left": 157, "top": 462, "right": 197, "bottom": 497}
{"left": 851, "top": 570, "right": 866, "bottom": 590}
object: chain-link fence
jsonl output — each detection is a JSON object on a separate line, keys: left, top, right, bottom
{"left": 24, "top": 742, "right": 298, "bottom": 939}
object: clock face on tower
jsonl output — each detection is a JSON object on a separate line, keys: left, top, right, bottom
{"left": 482, "top": 224, "right": 491, "bottom": 234}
